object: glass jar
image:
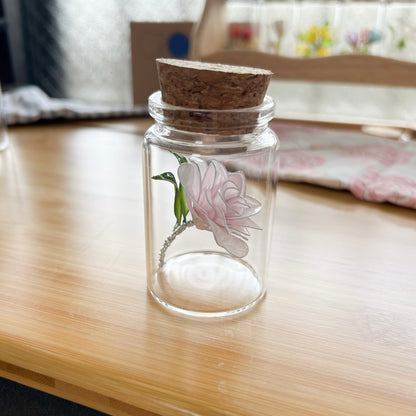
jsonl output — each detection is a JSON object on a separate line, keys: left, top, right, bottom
{"left": 258, "top": 0, "right": 296, "bottom": 56}
{"left": 191, "top": 0, "right": 297, "bottom": 58}
{"left": 0, "top": 82, "right": 9, "bottom": 152}
{"left": 143, "top": 91, "right": 279, "bottom": 317}
{"left": 225, "top": 0, "right": 262, "bottom": 52}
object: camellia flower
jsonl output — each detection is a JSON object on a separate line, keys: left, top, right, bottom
{"left": 178, "top": 158, "right": 262, "bottom": 258}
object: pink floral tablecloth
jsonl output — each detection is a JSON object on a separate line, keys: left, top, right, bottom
{"left": 273, "top": 122, "right": 416, "bottom": 209}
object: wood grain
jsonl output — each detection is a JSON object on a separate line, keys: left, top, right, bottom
{"left": 203, "top": 50, "right": 416, "bottom": 87}
{"left": 0, "top": 120, "right": 415, "bottom": 416}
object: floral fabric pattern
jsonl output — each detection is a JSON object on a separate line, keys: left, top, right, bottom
{"left": 350, "top": 170, "right": 416, "bottom": 208}
{"left": 344, "top": 145, "right": 412, "bottom": 166}
{"left": 280, "top": 150, "right": 325, "bottom": 170}
{"left": 230, "top": 121, "right": 416, "bottom": 210}
{"left": 278, "top": 124, "right": 416, "bottom": 209}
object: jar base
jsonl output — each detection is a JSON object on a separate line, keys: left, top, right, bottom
{"left": 149, "top": 251, "right": 265, "bottom": 318}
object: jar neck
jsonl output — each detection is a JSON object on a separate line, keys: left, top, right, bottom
{"left": 148, "top": 91, "right": 275, "bottom": 136}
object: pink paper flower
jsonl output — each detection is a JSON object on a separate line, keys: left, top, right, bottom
{"left": 178, "top": 159, "right": 262, "bottom": 258}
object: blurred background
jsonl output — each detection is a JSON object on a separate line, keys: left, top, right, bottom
{"left": 0, "top": 0, "right": 415, "bottom": 123}
{"left": 0, "top": 0, "right": 204, "bottom": 104}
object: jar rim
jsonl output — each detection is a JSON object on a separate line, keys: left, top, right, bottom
{"left": 148, "top": 91, "right": 275, "bottom": 135}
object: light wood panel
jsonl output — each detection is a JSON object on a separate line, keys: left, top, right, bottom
{"left": 0, "top": 119, "right": 415, "bottom": 416}
{"left": 203, "top": 50, "right": 416, "bottom": 87}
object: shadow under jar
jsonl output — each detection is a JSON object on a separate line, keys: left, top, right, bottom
{"left": 143, "top": 91, "right": 279, "bottom": 318}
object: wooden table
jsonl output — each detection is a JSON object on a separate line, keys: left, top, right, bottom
{"left": 0, "top": 119, "right": 415, "bottom": 416}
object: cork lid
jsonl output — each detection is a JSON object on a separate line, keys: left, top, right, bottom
{"left": 156, "top": 58, "right": 272, "bottom": 110}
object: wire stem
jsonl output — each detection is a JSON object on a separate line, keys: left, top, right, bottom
{"left": 158, "top": 221, "right": 194, "bottom": 268}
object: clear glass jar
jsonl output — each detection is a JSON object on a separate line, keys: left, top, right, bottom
{"left": 143, "top": 91, "right": 279, "bottom": 318}
{"left": 0, "top": 82, "right": 9, "bottom": 152}
{"left": 258, "top": 0, "right": 297, "bottom": 56}
{"left": 225, "top": 0, "right": 262, "bottom": 52}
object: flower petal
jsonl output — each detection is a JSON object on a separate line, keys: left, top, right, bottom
{"left": 228, "top": 171, "right": 246, "bottom": 195}
{"left": 211, "top": 160, "right": 229, "bottom": 182}
{"left": 178, "top": 163, "right": 201, "bottom": 200}
{"left": 227, "top": 217, "right": 262, "bottom": 230}
{"left": 200, "top": 160, "right": 217, "bottom": 190}
{"left": 242, "top": 195, "right": 262, "bottom": 213}
{"left": 207, "top": 218, "right": 249, "bottom": 258}
{"left": 222, "top": 181, "right": 241, "bottom": 200}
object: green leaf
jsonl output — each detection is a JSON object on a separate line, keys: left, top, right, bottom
{"left": 179, "top": 183, "right": 188, "bottom": 222}
{"left": 321, "top": 39, "right": 333, "bottom": 47}
{"left": 174, "top": 189, "right": 182, "bottom": 225}
{"left": 152, "top": 155, "right": 189, "bottom": 226}
{"left": 152, "top": 172, "right": 178, "bottom": 188}
{"left": 172, "top": 152, "right": 188, "bottom": 165}
{"left": 397, "top": 39, "right": 406, "bottom": 50}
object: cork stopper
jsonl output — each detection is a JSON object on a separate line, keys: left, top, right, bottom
{"left": 156, "top": 58, "right": 272, "bottom": 110}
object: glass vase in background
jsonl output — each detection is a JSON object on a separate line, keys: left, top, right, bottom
{"left": 339, "top": 0, "right": 386, "bottom": 56}
{"left": 258, "top": 0, "right": 296, "bottom": 56}
{"left": 225, "top": 0, "right": 262, "bottom": 52}
{"left": 191, "top": 0, "right": 261, "bottom": 59}
{"left": 143, "top": 92, "right": 279, "bottom": 317}
{"left": 0, "top": 83, "right": 9, "bottom": 152}
{"left": 294, "top": 0, "right": 342, "bottom": 58}
{"left": 191, "top": 0, "right": 296, "bottom": 58}
{"left": 384, "top": 0, "right": 416, "bottom": 61}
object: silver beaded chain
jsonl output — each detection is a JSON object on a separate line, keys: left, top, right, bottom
{"left": 158, "top": 221, "right": 194, "bottom": 269}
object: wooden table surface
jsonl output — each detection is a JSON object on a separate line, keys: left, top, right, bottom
{"left": 0, "top": 119, "right": 415, "bottom": 416}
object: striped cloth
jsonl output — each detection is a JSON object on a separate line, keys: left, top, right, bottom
{"left": 4, "top": 85, "right": 147, "bottom": 125}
